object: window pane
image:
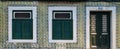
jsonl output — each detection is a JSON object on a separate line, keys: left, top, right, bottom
{"left": 53, "top": 11, "right": 72, "bottom": 19}
{"left": 55, "top": 13, "right": 70, "bottom": 19}
{"left": 91, "top": 35, "right": 97, "bottom": 45}
{"left": 13, "top": 10, "right": 32, "bottom": 19}
{"left": 15, "top": 13, "right": 30, "bottom": 19}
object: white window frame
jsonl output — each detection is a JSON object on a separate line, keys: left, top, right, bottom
{"left": 13, "top": 12, "right": 32, "bottom": 19}
{"left": 53, "top": 11, "right": 72, "bottom": 19}
{"left": 8, "top": 6, "right": 37, "bottom": 43}
{"left": 86, "top": 7, "right": 116, "bottom": 49}
{"left": 48, "top": 6, "right": 77, "bottom": 43}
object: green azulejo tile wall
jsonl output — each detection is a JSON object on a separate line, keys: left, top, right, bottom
{"left": 0, "top": 1, "right": 120, "bottom": 49}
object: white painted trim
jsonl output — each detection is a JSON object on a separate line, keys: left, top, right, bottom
{"left": 53, "top": 12, "right": 72, "bottom": 19}
{"left": 8, "top": 6, "right": 37, "bottom": 43}
{"left": 13, "top": 12, "right": 32, "bottom": 19}
{"left": 86, "top": 7, "right": 116, "bottom": 49}
{"left": 48, "top": 6, "right": 77, "bottom": 43}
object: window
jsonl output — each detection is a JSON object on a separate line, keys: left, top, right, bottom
{"left": 48, "top": 6, "right": 77, "bottom": 43}
{"left": 13, "top": 10, "right": 32, "bottom": 19}
{"left": 8, "top": 7, "right": 37, "bottom": 43}
{"left": 53, "top": 11, "right": 72, "bottom": 19}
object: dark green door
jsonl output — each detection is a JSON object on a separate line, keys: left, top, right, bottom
{"left": 90, "top": 12, "right": 110, "bottom": 49}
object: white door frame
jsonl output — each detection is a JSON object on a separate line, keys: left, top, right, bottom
{"left": 86, "top": 7, "right": 116, "bottom": 49}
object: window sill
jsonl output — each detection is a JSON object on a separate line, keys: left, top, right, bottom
{"left": 8, "top": 40, "right": 37, "bottom": 43}
{"left": 49, "top": 40, "right": 77, "bottom": 43}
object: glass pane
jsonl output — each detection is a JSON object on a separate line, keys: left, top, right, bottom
{"left": 90, "top": 15, "right": 96, "bottom": 33}
{"left": 53, "top": 11, "right": 72, "bottom": 19}
{"left": 15, "top": 13, "right": 30, "bottom": 19}
{"left": 91, "top": 35, "right": 96, "bottom": 45}
{"left": 102, "top": 15, "right": 107, "bottom": 32}
{"left": 55, "top": 13, "right": 70, "bottom": 19}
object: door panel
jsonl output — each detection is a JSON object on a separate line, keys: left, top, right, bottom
{"left": 90, "top": 12, "right": 110, "bottom": 49}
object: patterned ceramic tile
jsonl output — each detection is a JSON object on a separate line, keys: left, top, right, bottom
{"left": 0, "top": 1, "right": 120, "bottom": 49}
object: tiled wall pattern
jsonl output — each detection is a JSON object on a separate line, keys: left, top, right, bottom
{"left": 0, "top": 1, "right": 120, "bottom": 49}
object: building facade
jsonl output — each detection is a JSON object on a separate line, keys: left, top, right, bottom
{"left": 0, "top": 0, "right": 120, "bottom": 49}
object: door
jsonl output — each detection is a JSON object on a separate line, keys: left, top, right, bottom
{"left": 90, "top": 12, "right": 111, "bottom": 49}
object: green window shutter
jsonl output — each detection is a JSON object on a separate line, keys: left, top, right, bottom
{"left": 12, "top": 20, "right": 22, "bottom": 39}
{"left": 63, "top": 20, "right": 73, "bottom": 40}
{"left": 12, "top": 19, "right": 33, "bottom": 39}
{"left": 52, "top": 19, "right": 73, "bottom": 40}
{"left": 52, "top": 20, "right": 62, "bottom": 39}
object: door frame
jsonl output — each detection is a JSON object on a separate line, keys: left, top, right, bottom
{"left": 86, "top": 7, "right": 116, "bottom": 49}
